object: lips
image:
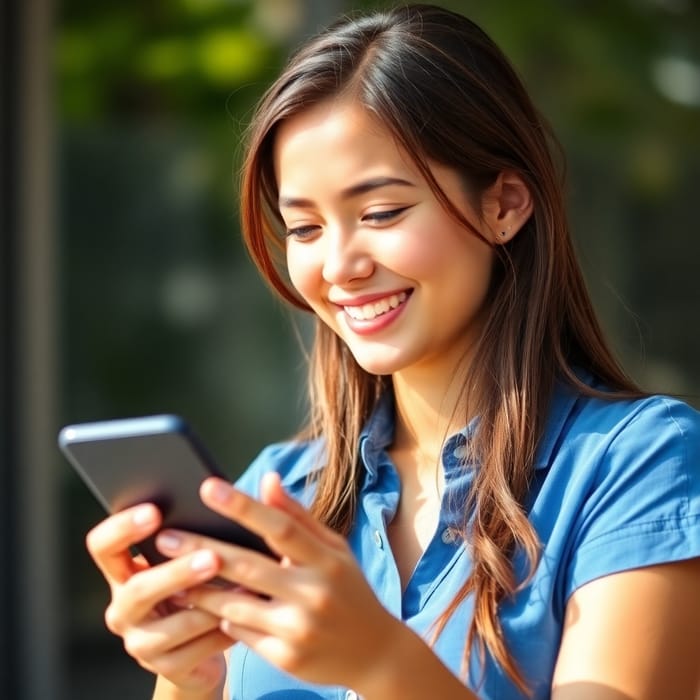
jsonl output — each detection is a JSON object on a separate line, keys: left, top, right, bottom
{"left": 341, "top": 291, "right": 410, "bottom": 321}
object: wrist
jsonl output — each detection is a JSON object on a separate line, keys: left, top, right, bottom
{"left": 354, "top": 625, "right": 474, "bottom": 700}
{"left": 153, "top": 674, "right": 224, "bottom": 700}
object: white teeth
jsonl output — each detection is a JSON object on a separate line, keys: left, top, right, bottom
{"left": 361, "top": 303, "right": 375, "bottom": 317}
{"left": 344, "top": 292, "right": 407, "bottom": 321}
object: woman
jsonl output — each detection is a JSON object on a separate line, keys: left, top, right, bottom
{"left": 86, "top": 4, "right": 700, "bottom": 699}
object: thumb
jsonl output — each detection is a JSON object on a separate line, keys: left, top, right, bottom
{"left": 259, "top": 472, "right": 344, "bottom": 548}
{"left": 259, "top": 471, "right": 291, "bottom": 509}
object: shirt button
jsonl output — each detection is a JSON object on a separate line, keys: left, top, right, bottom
{"left": 373, "top": 529, "right": 383, "bottom": 549}
{"left": 452, "top": 443, "right": 469, "bottom": 460}
{"left": 345, "top": 691, "right": 359, "bottom": 700}
{"left": 441, "top": 527, "right": 457, "bottom": 544}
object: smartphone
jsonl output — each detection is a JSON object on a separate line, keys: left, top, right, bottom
{"left": 58, "top": 414, "right": 274, "bottom": 564}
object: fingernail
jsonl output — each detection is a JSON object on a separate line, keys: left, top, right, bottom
{"left": 133, "top": 506, "right": 156, "bottom": 527}
{"left": 220, "top": 619, "right": 236, "bottom": 638}
{"left": 209, "top": 480, "right": 233, "bottom": 504}
{"left": 191, "top": 550, "right": 217, "bottom": 572}
{"left": 157, "top": 531, "right": 182, "bottom": 551}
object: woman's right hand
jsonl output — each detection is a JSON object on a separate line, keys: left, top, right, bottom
{"left": 86, "top": 503, "right": 233, "bottom": 696}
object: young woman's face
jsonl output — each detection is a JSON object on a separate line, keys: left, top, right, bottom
{"left": 274, "top": 99, "right": 496, "bottom": 379}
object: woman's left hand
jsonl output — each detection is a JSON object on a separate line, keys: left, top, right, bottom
{"left": 154, "top": 473, "right": 405, "bottom": 691}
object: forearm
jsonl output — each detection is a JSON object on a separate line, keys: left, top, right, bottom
{"left": 152, "top": 675, "right": 224, "bottom": 700}
{"left": 356, "top": 626, "right": 478, "bottom": 700}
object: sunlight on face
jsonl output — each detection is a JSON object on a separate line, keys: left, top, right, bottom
{"left": 274, "top": 99, "right": 495, "bottom": 382}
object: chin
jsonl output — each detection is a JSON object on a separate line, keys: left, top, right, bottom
{"left": 349, "top": 349, "right": 411, "bottom": 377}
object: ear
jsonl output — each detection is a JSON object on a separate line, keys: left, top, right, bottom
{"left": 481, "top": 170, "right": 533, "bottom": 245}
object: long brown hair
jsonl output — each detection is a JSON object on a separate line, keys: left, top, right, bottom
{"left": 239, "top": 4, "right": 640, "bottom": 693}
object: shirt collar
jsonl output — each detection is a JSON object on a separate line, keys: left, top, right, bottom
{"left": 345, "top": 371, "right": 587, "bottom": 478}
{"left": 533, "top": 371, "right": 590, "bottom": 468}
{"left": 358, "top": 391, "right": 395, "bottom": 481}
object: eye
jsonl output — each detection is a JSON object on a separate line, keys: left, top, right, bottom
{"left": 362, "top": 206, "right": 411, "bottom": 225}
{"left": 285, "top": 224, "right": 321, "bottom": 240}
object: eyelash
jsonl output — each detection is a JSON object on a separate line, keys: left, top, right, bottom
{"left": 284, "top": 207, "right": 410, "bottom": 239}
{"left": 284, "top": 224, "right": 320, "bottom": 239}
{"left": 363, "top": 206, "right": 410, "bottom": 224}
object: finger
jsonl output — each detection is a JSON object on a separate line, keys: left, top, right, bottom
{"left": 186, "top": 588, "right": 309, "bottom": 664}
{"left": 156, "top": 532, "right": 292, "bottom": 599}
{"left": 259, "top": 472, "right": 345, "bottom": 548}
{"left": 110, "top": 549, "right": 222, "bottom": 628}
{"left": 199, "top": 478, "right": 335, "bottom": 564}
{"left": 140, "top": 628, "right": 233, "bottom": 683}
{"left": 86, "top": 504, "right": 161, "bottom": 585}
{"left": 123, "top": 606, "right": 224, "bottom": 660}
{"left": 218, "top": 619, "right": 285, "bottom": 669}
{"left": 185, "top": 587, "right": 274, "bottom": 631}
{"left": 220, "top": 618, "right": 267, "bottom": 648}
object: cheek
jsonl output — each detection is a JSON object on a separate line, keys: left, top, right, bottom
{"left": 286, "top": 245, "right": 321, "bottom": 302}
{"left": 388, "top": 229, "right": 493, "bottom": 284}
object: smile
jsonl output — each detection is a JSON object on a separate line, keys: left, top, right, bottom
{"left": 344, "top": 292, "right": 409, "bottom": 321}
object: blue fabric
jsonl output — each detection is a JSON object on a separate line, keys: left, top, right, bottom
{"left": 227, "top": 380, "right": 700, "bottom": 699}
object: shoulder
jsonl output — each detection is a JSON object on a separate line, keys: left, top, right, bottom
{"left": 545, "top": 389, "right": 700, "bottom": 512}
{"left": 539, "top": 382, "right": 700, "bottom": 489}
{"left": 561, "top": 391, "right": 700, "bottom": 474}
{"left": 537, "top": 390, "right": 700, "bottom": 595}
{"left": 576, "top": 388, "right": 698, "bottom": 431}
{"left": 234, "top": 438, "right": 325, "bottom": 505}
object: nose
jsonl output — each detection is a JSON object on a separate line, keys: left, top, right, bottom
{"left": 321, "top": 226, "right": 373, "bottom": 284}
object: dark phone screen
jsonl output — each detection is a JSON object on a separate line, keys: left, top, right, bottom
{"left": 59, "top": 417, "right": 275, "bottom": 563}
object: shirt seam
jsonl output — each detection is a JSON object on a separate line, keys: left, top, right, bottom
{"left": 582, "top": 395, "right": 692, "bottom": 548}
{"left": 572, "top": 511, "right": 699, "bottom": 554}
{"left": 567, "top": 512, "right": 700, "bottom": 600}
{"left": 659, "top": 396, "right": 691, "bottom": 509}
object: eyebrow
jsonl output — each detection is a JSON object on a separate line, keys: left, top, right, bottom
{"left": 278, "top": 176, "right": 416, "bottom": 209}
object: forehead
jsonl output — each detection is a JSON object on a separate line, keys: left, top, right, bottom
{"left": 273, "top": 98, "right": 419, "bottom": 186}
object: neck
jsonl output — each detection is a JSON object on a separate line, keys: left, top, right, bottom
{"left": 390, "top": 362, "right": 472, "bottom": 472}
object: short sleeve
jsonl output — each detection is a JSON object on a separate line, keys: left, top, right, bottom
{"left": 233, "top": 439, "right": 324, "bottom": 506}
{"left": 565, "top": 396, "right": 700, "bottom": 597}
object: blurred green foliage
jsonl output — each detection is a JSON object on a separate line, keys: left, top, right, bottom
{"left": 57, "top": 0, "right": 282, "bottom": 119}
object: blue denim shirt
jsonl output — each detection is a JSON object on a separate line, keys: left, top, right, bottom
{"left": 228, "top": 381, "right": 700, "bottom": 699}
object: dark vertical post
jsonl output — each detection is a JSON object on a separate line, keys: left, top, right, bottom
{"left": 1, "top": 0, "right": 60, "bottom": 697}
{"left": 0, "top": 0, "right": 21, "bottom": 695}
